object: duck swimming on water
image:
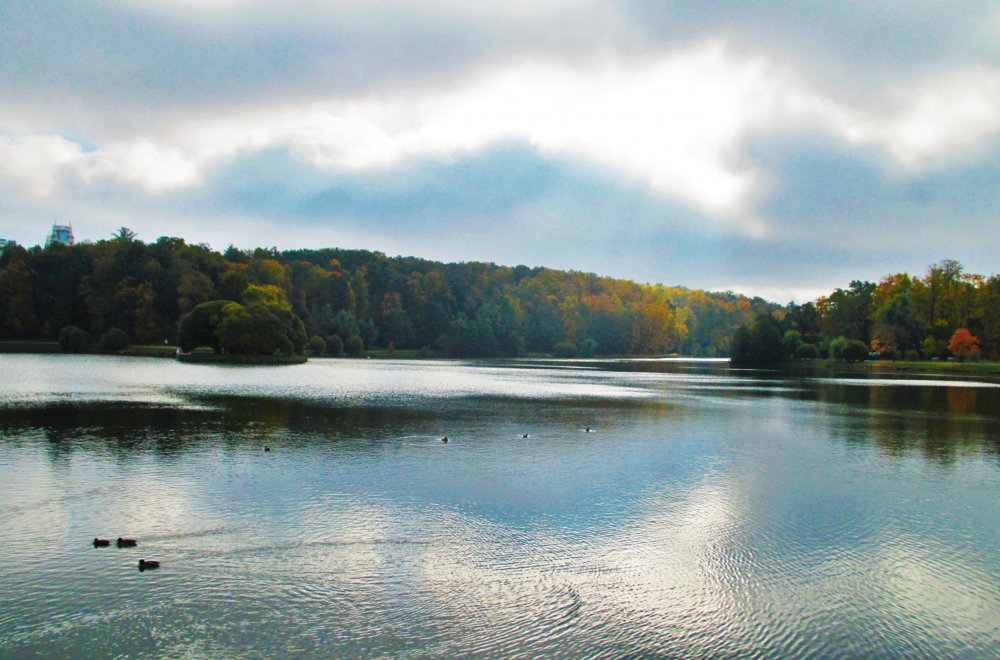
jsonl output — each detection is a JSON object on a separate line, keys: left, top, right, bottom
{"left": 93, "top": 538, "right": 110, "bottom": 547}
{"left": 117, "top": 538, "right": 137, "bottom": 548}
{"left": 522, "top": 434, "right": 529, "bottom": 438}
{"left": 585, "top": 427, "right": 592, "bottom": 433}
{"left": 138, "top": 559, "right": 159, "bottom": 570}
{"left": 441, "top": 436, "right": 449, "bottom": 443}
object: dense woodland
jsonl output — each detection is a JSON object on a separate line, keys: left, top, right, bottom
{"left": 732, "top": 260, "right": 1000, "bottom": 365}
{"left": 0, "top": 231, "right": 774, "bottom": 357}
{"left": 1, "top": 233, "right": 994, "bottom": 361}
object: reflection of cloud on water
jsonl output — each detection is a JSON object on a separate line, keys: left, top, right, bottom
{"left": 397, "top": 476, "right": 753, "bottom": 655}
{"left": 874, "top": 536, "right": 1000, "bottom": 643}
{"left": 370, "top": 473, "right": 1000, "bottom": 655}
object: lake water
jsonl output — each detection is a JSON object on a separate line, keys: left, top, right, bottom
{"left": 1, "top": 355, "right": 999, "bottom": 658}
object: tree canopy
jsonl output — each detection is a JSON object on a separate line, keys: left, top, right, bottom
{"left": 730, "top": 259, "right": 1000, "bottom": 364}
{"left": 0, "top": 233, "right": 775, "bottom": 357}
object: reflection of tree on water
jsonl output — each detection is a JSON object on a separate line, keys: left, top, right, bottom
{"left": 946, "top": 387, "right": 977, "bottom": 414}
{"left": 0, "top": 401, "right": 444, "bottom": 461}
{"left": 831, "top": 385, "right": 1000, "bottom": 463}
{"left": 0, "top": 395, "right": 683, "bottom": 463}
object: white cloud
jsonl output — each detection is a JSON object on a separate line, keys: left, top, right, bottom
{"left": 841, "top": 67, "right": 1000, "bottom": 166}
{"left": 0, "top": 135, "right": 199, "bottom": 199}
{"left": 83, "top": 140, "right": 200, "bottom": 192}
{"left": 3, "top": 44, "right": 1000, "bottom": 234}
{"left": 0, "top": 135, "right": 85, "bottom": 196}
{"left": 183, "top": 44, "right": 779, "bottom": 218}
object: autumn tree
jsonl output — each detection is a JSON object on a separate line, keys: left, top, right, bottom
{"left": 948, "top": 328, "right": 979, "bottom": 361}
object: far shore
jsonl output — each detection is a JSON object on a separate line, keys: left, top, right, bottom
{"left": 3, "top": 341, "right": 999, "bottom": 375}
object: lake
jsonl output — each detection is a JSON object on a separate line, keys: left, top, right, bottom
{"left": 1, "top": 355, "right": 999, "bottom": 658}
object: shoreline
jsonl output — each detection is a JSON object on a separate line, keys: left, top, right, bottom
{"left": 3, "top": 342, "right": 998, "bottom": 375}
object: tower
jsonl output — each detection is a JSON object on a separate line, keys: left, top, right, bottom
{"left": 45, "top": 222, "right": 75, "bottom": 247}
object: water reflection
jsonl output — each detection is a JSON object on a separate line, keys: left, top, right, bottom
{"left": 1, "top": 356, "right": 999, "bottom": 657}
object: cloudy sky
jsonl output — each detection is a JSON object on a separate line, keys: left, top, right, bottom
{"left": 2, "top": 0, "right": 999, "bottom": 301}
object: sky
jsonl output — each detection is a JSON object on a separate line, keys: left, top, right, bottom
{"left": 1, "top": 1, "right": 999, "bottom": 302}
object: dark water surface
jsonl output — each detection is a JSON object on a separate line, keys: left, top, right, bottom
{"left": 1, "top": 355, "right": 999, "bottom": 658}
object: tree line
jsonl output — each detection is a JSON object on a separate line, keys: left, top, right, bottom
{"left": 0, "top": 230, "right": 774, "bottom": 357}
{"left": 732, "top": 260, "right": 1000, "bottom": 365}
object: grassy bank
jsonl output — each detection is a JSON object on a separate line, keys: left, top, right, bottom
{"left": 178, "top": 352, "right": 307, "bottom": 365}
{"left": 0, "top": 342, "right": 180, "bottom": 358}
{"left": 0, "top": 341, "right": 61, "bottom": 353}
{"left": 786, "top": 359, "right": 1000, "bottom": 376}
{"left": 122, "top": 345, "right": 178, "bottom": 358}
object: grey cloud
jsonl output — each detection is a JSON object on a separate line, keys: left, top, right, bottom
{"left": 0, "top": 0, "right": 618, "bottom": 135}
{"left": 4, "top": 1, "right": 998, "bottom": 136}
{"left": 619, "top": 1, "right": 1000, "bottom": 96}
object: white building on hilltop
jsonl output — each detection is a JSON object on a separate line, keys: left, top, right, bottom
{"left": 45, "top": 223, "right": 75, "bottom": 247}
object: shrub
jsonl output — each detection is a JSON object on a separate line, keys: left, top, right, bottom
{"left": 578, "top": 338, "right": 598, "bottom": 358}
{"left": 905, "top": 349, "right": 920, "bottom": 361}
{"left": 782, "top": 330, "right": 802, "bottom": 356}
{"left": 325, "top": 334, "right": 344, "bottom": 356}
{"left": 842, "top": 340, "right": 869, "bottom": 362}
{"left": 794, "top": 343, "right": 820, "bottom": 360}
{"left": 305, "top": 335, "right": 326, "bottom": 355}
{"left": 100, "top": 328, "right": 131, "bottom": 353}
{"left": 554, "top": 341, "right": 577, "bottom": 358}
{"left": 344, "top": 335, "right": 364, "bottom": 356}
{"left": 58, "top": 325, "right": 92, "bottom": 353}
{"left": 830, "top": 336, "right": 850, "bottom": 361}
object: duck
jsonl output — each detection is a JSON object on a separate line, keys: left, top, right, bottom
{"left": 264, "top": 446, "right": 271, "bottom": 452}
{"left": 441, "top": 436, "right": 449, "bottom": 443}
{"left": 585, "top": 427, "right": 592, "bottom": 433}
{"left": 93, "top": 538, "right": 110, "bottom": 548}
{"left": 138, "top": 559, "right": 160, "bottom": 570}
{"left": 117, "top": 537, "right": 138, "bottom": 548}
{"left": 522, "top": 433, "right": 529, "bottom": 438}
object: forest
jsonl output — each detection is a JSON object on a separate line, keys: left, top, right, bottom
{"left": 2, "top": 232, "right": 994, "bottom": 361}
{"left": 0, "top": 230, "right": 774, "bottom": 357}
{"left": 732, "top": 260, "right": 1000, "bottom": 365}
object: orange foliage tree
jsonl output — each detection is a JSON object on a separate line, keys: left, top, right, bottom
{"left": 948, "top": 328, "right": 979, "bottom": 360}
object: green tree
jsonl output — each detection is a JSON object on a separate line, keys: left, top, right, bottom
{"left": 579, "top": 338, "right": 598, "bottom": 357}
{"left": 215, "top": 302, "right": 290, "bottom": 355}
{"left": 781, "top": 330, "right": 802, "bottom": 357}
{"left": 177, "top": 272, "right": 216, "bottom": 315}
{"left": 842, "top": 340, "right": 869, "bottom": 362}
{"left": 554, "top": 341, "right": 577, "bottom": 358}
{"left": 178, "top": 300, "right": 232, "bottom": 353}
{"left": 306, "top": 335, "right": 326, "bottom": 355}
{"left": 326, "top": 334, "right": 344, "bottom": 356}
{"left": 58, "top": 325, "right": 92, "bottom": 352}
{"left": 344, "top": 335, "right": 364, "bottom": 356}
{"left": 100, "top": 328, "right": 131, "bottom": 353}
{"left": 871, "top": 293, "right": 924, "bottom": 358}
{"left": 731, "top": 314, "right": 783, "bottom": 366}
{"left": 0, "top": 256, "right": 39, "bottom": 338}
